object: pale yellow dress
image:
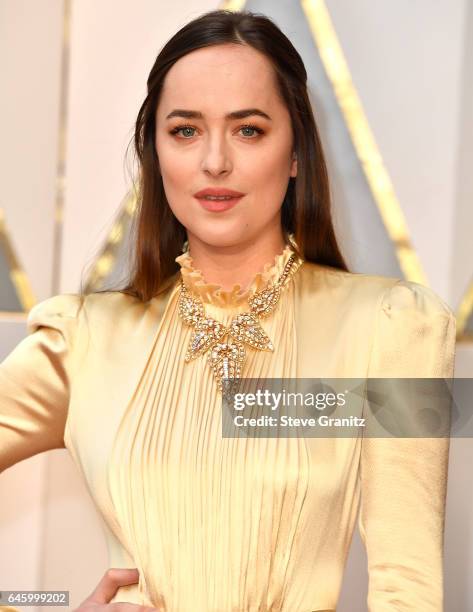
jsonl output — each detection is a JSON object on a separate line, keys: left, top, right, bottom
{"left": 0, "top": 242, "right": 456, "bottom": 611}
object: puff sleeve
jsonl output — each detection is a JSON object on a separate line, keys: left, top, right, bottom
{"left": 0, "top": 294, "right": 80, "bottom": 474}
{"left": 359, "top": 279, "right": 456, "bottom": 611}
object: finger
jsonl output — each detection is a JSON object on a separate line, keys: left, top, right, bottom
{"left": 88, "top": 568, "right": 140, "bottom": 604}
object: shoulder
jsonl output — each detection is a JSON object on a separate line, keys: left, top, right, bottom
{"left": 26, "top": 291, "right": 142, "bottom": 336}
{"left": 297, "top": 260, "right": 394, "bottom": 310}
{"left": 298, "top": 260, "right": 455, "bottom": 321}
{"left": 26, "top": 286, "right": 177, "bottom": 348}
{"left": 378, "top": 278, "right": 455, "bottom": 321}
{"left": 364, "top": 279, "right": 457, "bottom": 377}
{"left": 27, "top": 293, "right": 84, "bottom": 333}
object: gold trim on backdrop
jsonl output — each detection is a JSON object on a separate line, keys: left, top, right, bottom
{"left": 301, "top": 0, "right": 428, "bottom": 286}
{"left": 457, "top": 278, "right": 473, "bottom": 339}
{"left": 0, "top": 209, "right": 36, "bottom": 312}
{"left": 51, "top": 0, "right": 72, "bottom": 296}
{"left": 84, "top": 189, "right": 138, "bottom": 292}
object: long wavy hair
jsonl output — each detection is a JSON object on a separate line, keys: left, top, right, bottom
{"left": 82, "top": 9, "right": 349, "bottom": 303}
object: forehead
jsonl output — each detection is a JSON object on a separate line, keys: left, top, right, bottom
{"left": 158, "top": 44, "right": 279, "bottom": 111}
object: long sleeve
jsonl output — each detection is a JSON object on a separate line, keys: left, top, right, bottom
{"left": 0, "top": 294, "right": 80, "bottom": 474}
{"left": 358, "top": 279, "right": 456, "bottom": 611}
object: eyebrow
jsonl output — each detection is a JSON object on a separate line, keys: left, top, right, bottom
{"left": 165, "top": 108, "right": 272, "bottom": 121}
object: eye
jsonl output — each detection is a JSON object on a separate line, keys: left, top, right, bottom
{"left": 169, "top": 125, "right": 196, "bottom": 139}
{"left": 238, "top": 124, "right": 264, "bottom": 138}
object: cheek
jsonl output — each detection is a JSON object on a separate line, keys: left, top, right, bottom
{"left": 157, "top": 148, "right": 188, "bottom": 182}
{"left": 155, "top": 133, "right": 192, "bottom": 183}
{"left": 159, "top": 155, "right": 195, "bottom": 216}
{"left": 155, "top": 148, "right": 189, "bottom": 220}
{"left": 245, "top": 144, "right": 293, "bottom": 199}
{"left": 245, "top": 138, "right": 293, "bottom": 181}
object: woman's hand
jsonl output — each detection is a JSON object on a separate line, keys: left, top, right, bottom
{"left": 73, "top": 568, "right": 159, "bottom": 611}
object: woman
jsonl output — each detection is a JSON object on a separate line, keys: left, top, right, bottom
{"left": 0, "top": 9, "right": 456, "bottom": 612}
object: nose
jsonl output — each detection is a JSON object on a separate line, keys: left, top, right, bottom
{"left": 200, "top": 134, "right": 232, "bottom": 177}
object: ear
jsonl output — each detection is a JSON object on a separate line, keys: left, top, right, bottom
{"left": 290, "top": 152, "right": 297, "bottom": 177}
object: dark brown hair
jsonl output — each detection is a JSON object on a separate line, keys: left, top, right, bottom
{"left": 83, "top": 9, "right": 349, "bottom": 303}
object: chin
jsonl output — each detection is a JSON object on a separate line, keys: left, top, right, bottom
{"left": 189, "top": 225, "right": 253, "bottom": 248}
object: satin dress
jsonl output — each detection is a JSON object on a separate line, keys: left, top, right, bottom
{"left": 0, "top": 242, "right": 456, "bottom": 611}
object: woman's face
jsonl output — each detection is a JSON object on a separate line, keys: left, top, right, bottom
{"left": 155, "top": 43, "right": 297, "bottom": 249}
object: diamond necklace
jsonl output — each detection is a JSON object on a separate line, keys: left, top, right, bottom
{"left": 177, "top": 251, "right": 302, "bottom": 393}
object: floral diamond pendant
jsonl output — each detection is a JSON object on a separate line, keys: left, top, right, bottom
{"left": 208, "top": 340, "right": 246, "bottom": 391}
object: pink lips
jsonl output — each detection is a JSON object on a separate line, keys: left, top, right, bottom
{"left": 194, "top": 187, "right": 245, "bottom": 213}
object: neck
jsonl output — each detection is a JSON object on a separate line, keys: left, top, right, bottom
{"left": 186, "top": 231, "right": 288, "bottom": 292}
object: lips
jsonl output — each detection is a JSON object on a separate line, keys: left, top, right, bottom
{"left": 194, "top": 187, "right": 245, "bottom": 212}
{"left": 194, "top": 187, "right": 245, "bottom": 198}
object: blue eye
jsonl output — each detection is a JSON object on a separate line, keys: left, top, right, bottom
{"left": 239, "top": 124, "right": 264, "bottom": 137}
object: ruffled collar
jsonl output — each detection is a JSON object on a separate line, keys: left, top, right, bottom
{"left": 174, "top": 240, "right": 300, "bottom": 307}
